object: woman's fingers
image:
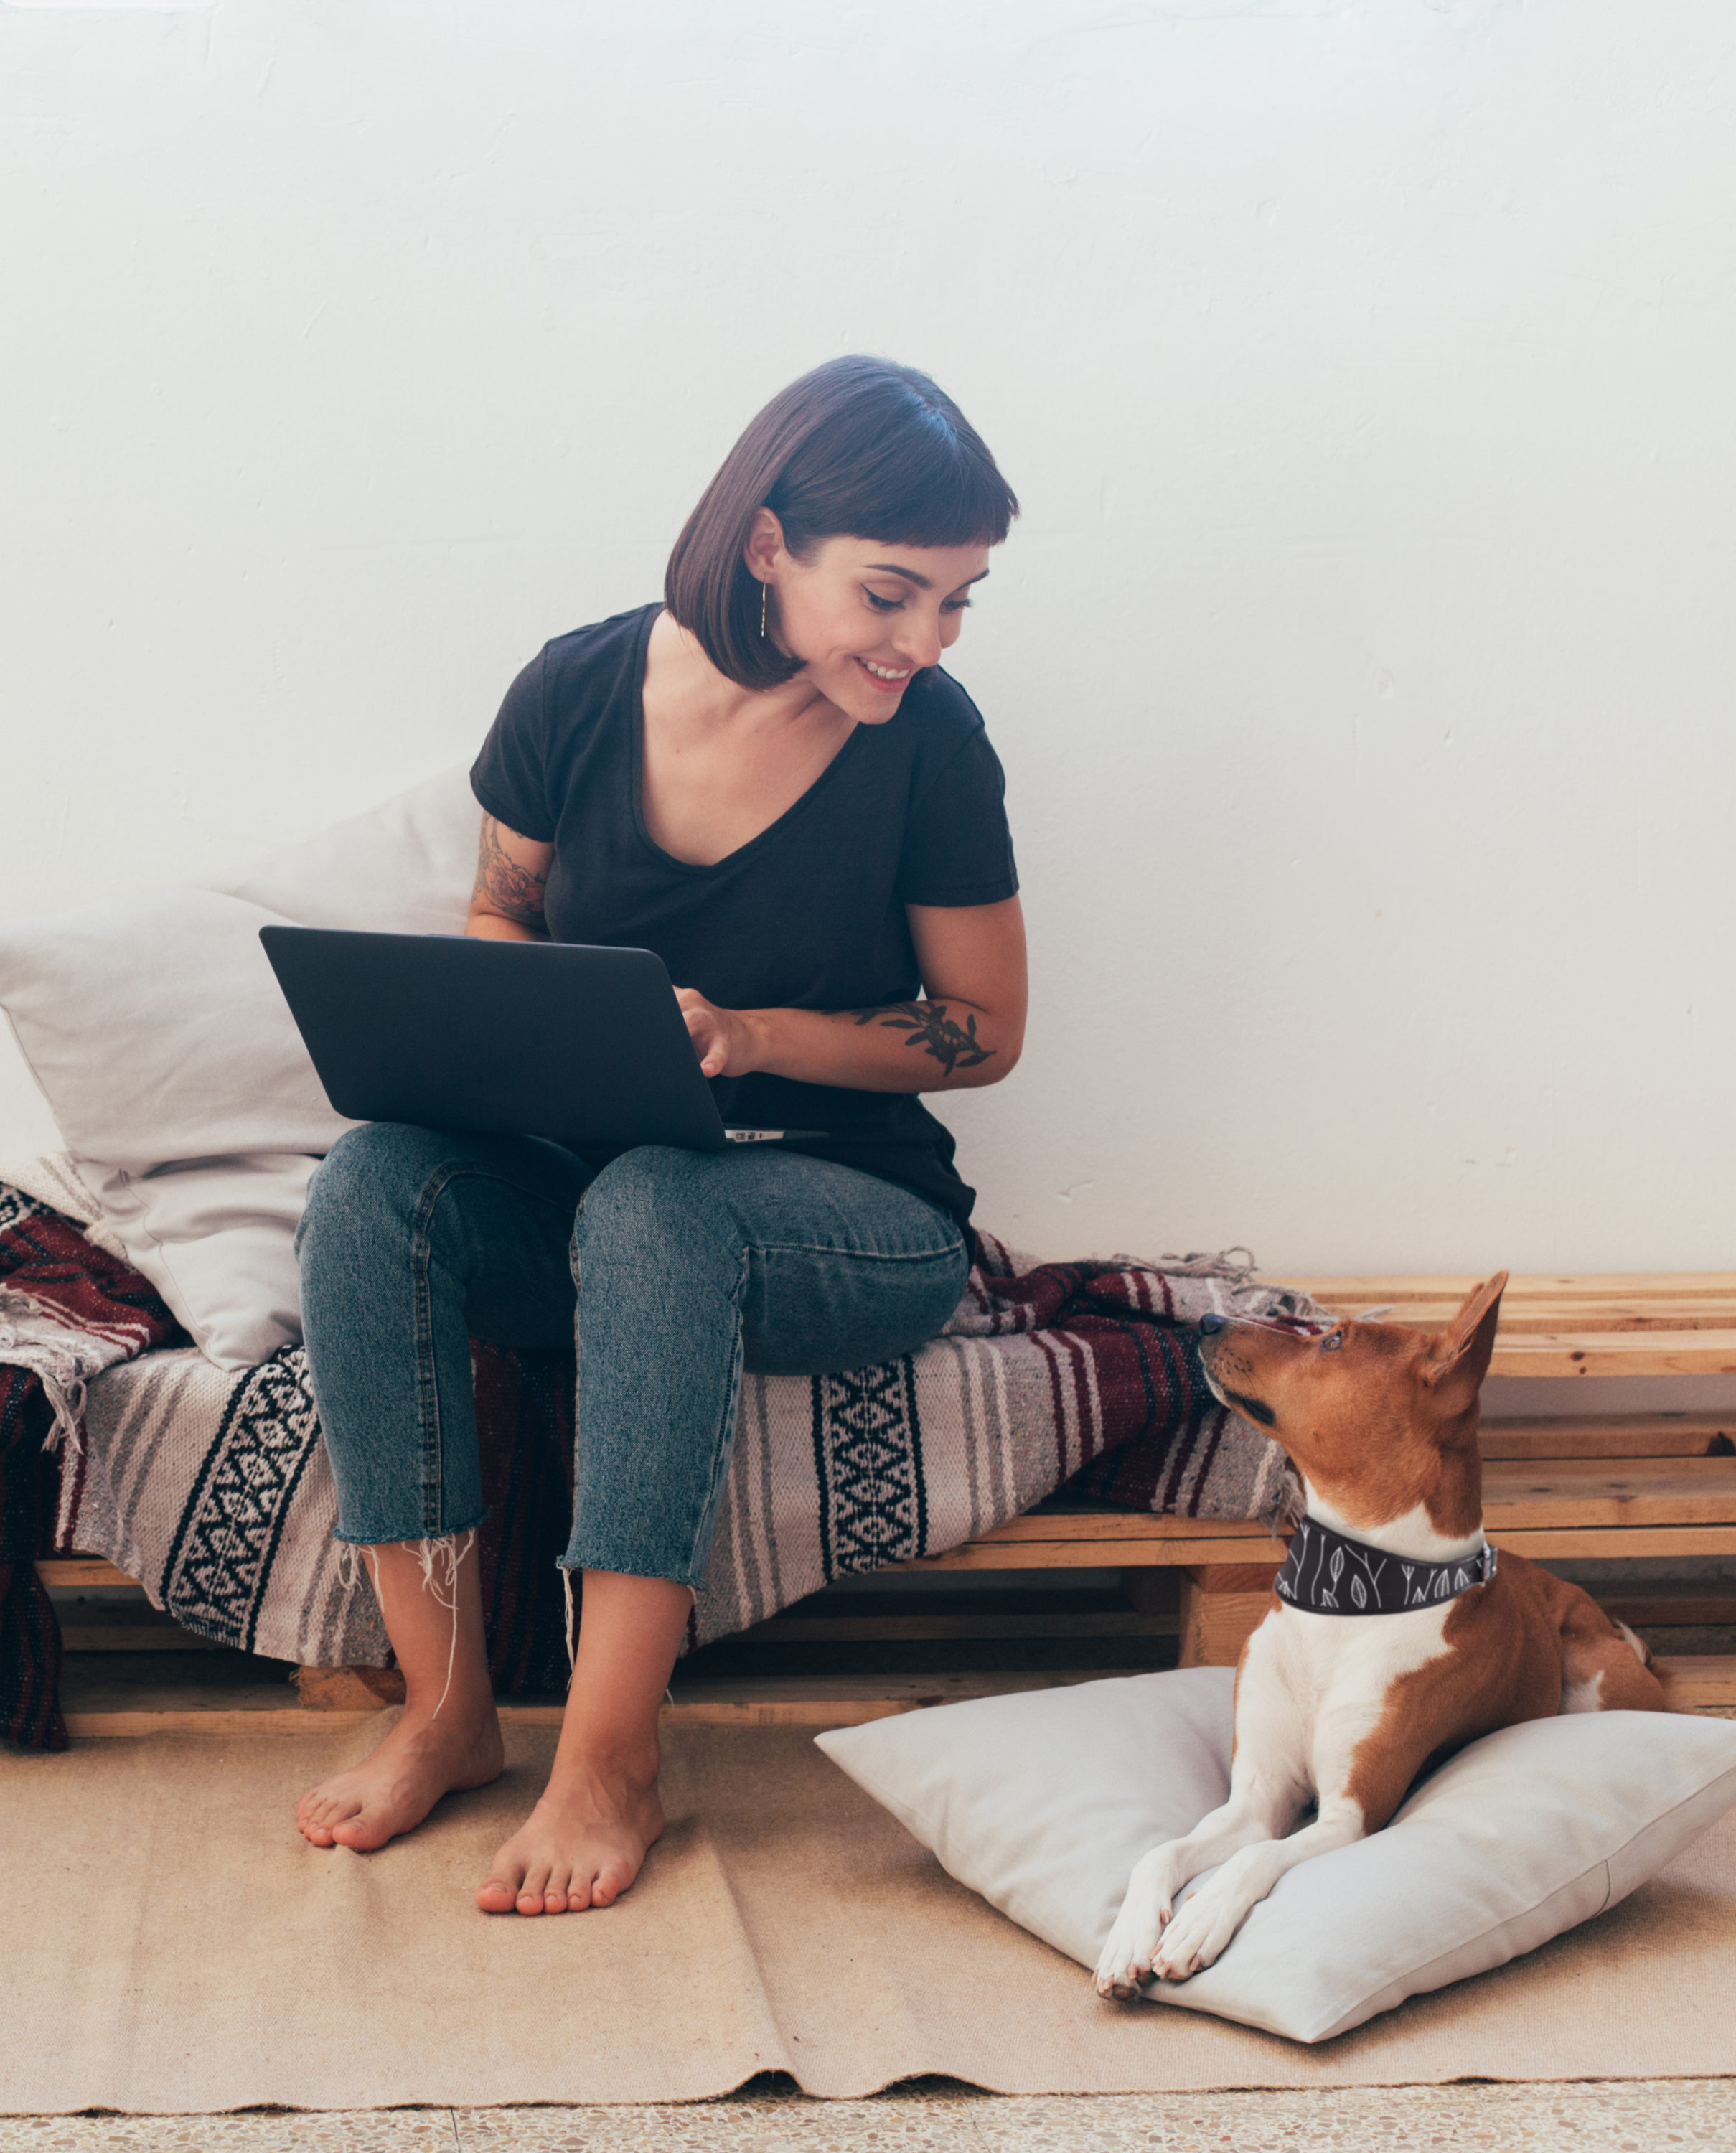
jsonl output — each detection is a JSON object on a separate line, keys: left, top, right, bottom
{"left": 675, "top": 988, "right": 729, "bottom": 1077}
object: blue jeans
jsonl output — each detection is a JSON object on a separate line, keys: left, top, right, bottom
{"left": 294, "top": 1124, "right": 970, "bottom": 1591}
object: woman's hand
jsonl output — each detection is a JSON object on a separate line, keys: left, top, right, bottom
{"left": 672, "top": 898, "right": 1026, "bottom": 1096}
{"left": 675, "top": 988, "right": 761, "bottom": 1079}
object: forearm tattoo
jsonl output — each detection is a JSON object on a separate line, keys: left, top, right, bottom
{"left": 852, "top": 1000, "right": 997, "bottom": 1078}
{"left": 474, "top": 816, "right": 548, "bottom": 925}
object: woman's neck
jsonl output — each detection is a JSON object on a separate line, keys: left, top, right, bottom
{"left": 647, "top": 609, "right": 836, "bottom": 741}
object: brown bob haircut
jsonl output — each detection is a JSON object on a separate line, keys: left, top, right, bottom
{"left": 665, "top": 355, "right": 1019, "bottom": 692}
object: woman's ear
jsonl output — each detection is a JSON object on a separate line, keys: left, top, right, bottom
{"left": 741, "top": 505, "right": 786, "bottom": 583}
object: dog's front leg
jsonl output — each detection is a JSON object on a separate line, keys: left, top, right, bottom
{"left": 1094, "top": 1627, "right": 1312, "bottom": 1999}
{"left": 1149, "top": 1791, "right": 1366, "bottom": 1980}
{"left": 1093, "top": 1778, "right": 1300, "bottom": 1998}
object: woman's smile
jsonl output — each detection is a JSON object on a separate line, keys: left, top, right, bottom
{"left": 855, "top": 655, "right": 914, "bottom": 690}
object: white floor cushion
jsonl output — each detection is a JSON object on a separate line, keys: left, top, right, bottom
{"left": 0, "top": 767, "right": 479, "bottom": 1366}
{"left": 817, "top": 1670, "right": 1736, "bottom": 2044}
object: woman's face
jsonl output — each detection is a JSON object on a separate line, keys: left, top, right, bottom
{"left": 746, "top": 515, "right": 992, "bottom": 723}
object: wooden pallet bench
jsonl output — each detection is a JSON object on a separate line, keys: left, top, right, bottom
{"left": 33, "top": 1274, "right": 1736, "bottom": 1725}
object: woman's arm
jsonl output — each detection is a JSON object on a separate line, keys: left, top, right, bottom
{"left": 466, "top": 815, "right": 555, "bottom": 942}
{"left": 677, "top": 896, "right": 1027, "bottom": 1091}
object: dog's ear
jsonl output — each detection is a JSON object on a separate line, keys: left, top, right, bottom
{"left": 1422, "top": 1271, "right": 1508, "bottom": 1410}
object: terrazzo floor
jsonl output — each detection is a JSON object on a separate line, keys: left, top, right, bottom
{"left": 0, "top": 2077, "right": 1732, "bottom": 2151}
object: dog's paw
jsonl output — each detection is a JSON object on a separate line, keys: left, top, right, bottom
{"left": 1150, "top": 1875, "right": 1247, "bottom": 1983}
{"left": 1092, "top": 1895, "right": 1172, "bottom": 1999}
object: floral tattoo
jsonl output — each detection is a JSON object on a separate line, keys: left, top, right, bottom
{"left": 474, "top": 816, "right": 548, "bottom": 927}
{"left": 853, "top": 1000, "right": 996, "bottom": 1077}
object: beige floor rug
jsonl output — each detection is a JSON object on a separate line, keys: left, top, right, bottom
{"left": 3, "top": 1720, "right": 1734, "bottom": 2111}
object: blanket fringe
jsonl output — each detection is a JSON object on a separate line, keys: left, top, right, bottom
{"left": 1154, "top": 1246, "right": 1259, "bottom": 1285}
{"left": 0, "top": 1284, "right": 92, "bottom": 1455}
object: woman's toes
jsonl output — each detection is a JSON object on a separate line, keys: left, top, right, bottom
{"left": 331, "top": 1805, "right": 392, "bottom": 1852}
{"left": 476, "top": 1862, "right": 524, "bottom": 1914}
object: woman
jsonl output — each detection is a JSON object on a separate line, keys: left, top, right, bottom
{"left": 292, "top": 355, "right": 1026, "bottom": 1915}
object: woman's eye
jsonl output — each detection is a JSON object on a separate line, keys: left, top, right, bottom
{"left": 864, "top": 590, "right": 903, "bottom": 612}
{"left": 942, "top": 597, "right": 973, "bottom": 614}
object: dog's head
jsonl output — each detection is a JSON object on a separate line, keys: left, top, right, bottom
{"left": 1198, "top": 1272, "right": 1507, "bottom": 1535}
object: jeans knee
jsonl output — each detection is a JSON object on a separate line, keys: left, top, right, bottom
{"left": 575, "top": 1147, "right": 736, "bottom": 1275}
{"left": 297, "top": 1122, "right": 451, "bottom": 1265}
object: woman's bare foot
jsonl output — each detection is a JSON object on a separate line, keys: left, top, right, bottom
{"left": 475, "top": 1738, "right": 665, "bottom": 1914}
{"left": 297, "top": 1704, "right": 506, "bottom": 1852}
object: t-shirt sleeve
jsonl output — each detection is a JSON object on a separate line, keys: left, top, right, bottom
{"left": 895, "top": 721, "right": 1020, "bottom": 907}
{"left": 470, "top": 647, "right": 558, "bottom": 842}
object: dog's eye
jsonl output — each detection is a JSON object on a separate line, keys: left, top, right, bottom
{"left": 1320, "top": 1331, "right": 1345, "bottom": 1353}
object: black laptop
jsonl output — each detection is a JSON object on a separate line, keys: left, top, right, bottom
{"left": 260, "top": 927, "right": 821, "bottom": 1153}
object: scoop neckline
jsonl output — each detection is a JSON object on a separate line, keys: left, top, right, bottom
{"left": 627, "top": 604, "right": 871, "bottom": 878}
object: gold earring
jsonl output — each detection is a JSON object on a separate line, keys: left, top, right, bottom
{"left": 759, "top": 581, "right": 768, "bottom": 637}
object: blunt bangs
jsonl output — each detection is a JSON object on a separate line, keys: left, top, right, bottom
{"left": 665, "top": 356, "right": 1018, "bottom": 691}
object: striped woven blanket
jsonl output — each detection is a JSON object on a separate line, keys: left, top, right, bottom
{"left": 1, "top": 1168, "right": 1316, "bottom": 1750}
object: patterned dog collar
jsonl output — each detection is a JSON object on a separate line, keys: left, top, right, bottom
{"left": 1275, "top": 1514, "right": 1498, "bottom": 1616}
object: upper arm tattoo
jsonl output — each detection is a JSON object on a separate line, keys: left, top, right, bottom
{"left": 474, "top": 816, "right": 548, "bottom": 926}
{"left": 852, "top": 1000, "right": 996, "bottom": 1078}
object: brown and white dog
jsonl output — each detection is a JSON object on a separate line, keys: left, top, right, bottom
{"left": 1094, "top": 1272, "right": 1674, "bottom": 1997}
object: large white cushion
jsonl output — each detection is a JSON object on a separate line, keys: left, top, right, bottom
{"left": 0, "top": 767, "right": 479, "bottom": 1366}
{"left": 207, "top": 765, "right": 478, "bottom": 937}
{"left": 817, "top": 1671, "right": 1736, "bottom": 2044}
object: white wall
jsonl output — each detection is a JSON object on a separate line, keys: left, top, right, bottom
{"left": 4, "top": 0, "right": 1734, "bottom": 1274}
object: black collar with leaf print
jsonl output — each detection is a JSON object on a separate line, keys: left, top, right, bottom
{"left": 1274, "top": 1514, "right": 1498, "bottom": 1616}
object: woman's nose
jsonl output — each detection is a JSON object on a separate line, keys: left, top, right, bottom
{"left": 895, "top": 616, "right": 944, "bottom": 670}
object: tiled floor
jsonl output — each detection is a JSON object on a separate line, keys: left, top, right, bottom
{"left": 0, "top": 2078, "right": 1732, "bottom": 2151}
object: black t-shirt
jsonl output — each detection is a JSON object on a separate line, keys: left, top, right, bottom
{"left": 469, "top": 604, "right": 1018, "bottom": 1234}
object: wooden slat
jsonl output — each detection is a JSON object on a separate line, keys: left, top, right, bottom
{"left": 1262, "top": 1272, "right": 1736, "bottom": 1371}
{"left": 1479, "top": 1526, "right": 1736, "bottom": 1558}
{"left": 1482, "top": 1459, "right": 1736, "bottom": 1529}
{"left": 36, "top": 1557, "right": 136, "bottom": 1590}
{"left": 63, "top": 1709, "right": 385, "bottom": 1737}
{"left": 1486, "top": 1332, "right": 1736, "bottom": 1378}
{"left": 1275, "top": 1273, "right": 1736, "bottom": 1303}
{"left": 901, "top": 1534, "right": 1290, "bottom": 1570}
{"left": 60, "top": 1626, "right": 221, "bottom": 1653}
{"left": 66, "top": 1671, "right": 1115, "bottom": 1737}
{"left": 1602, "top": 1590, "right": 1736, "bottom": 1629}
{"left": 64, "top": 1660, "right": 1736, "bottom": 1735}
{"left": 738, "top": 1608, "right": 1178, "bottom": 1643}
{"left": 914, "top": 1521, "right": 1736, "bottom": 1567}
{"left": 1653, "top": 1656, "right": 1736, "bottom": 1710}
{"left": 1481, "top": 1417, "right": 1735, "bottom": 1461}
{"left": 920, "top": 1506, "right": 1274, "bottom": 1545}
{"left": 1356, "top": 1303, "right": 1736, "bottom": 1334}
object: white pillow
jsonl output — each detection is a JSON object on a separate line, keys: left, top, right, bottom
{"left": 0, "top": 888, "right": 357, "bottom": 1365}
{"left": 0, "top": 890, "right": 354, "bottom": 1170}
{"left": 0, "top": 768, "right": 480, "bottom": 1367}
{"left": 817, "top": 1672, "right": 1736, "bottom": 2045}
{"left": 207, "top": 765, "right": 478, "bottom": 936}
